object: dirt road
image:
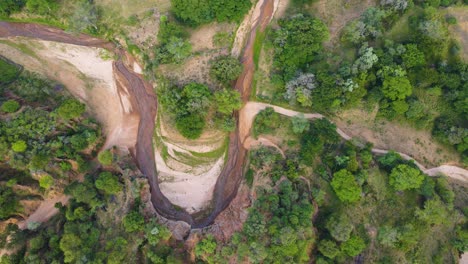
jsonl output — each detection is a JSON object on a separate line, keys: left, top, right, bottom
{"left": 241, "top": 102, "right": 468, "bottom": 182}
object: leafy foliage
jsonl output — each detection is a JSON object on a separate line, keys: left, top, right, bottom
{"left": 331, "top": 169, "right": 362, "bottom": 203}
{"left": 210, "top": 56, "right": 243, "bottom": 86}
{"left": 273, "top": 14, "right": 329, "bottom": 79}
{"left": 389, "top": 164, "right": 424, "bottom": 191}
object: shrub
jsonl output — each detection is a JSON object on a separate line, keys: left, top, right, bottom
{"left": 331, "top": 169, "right": 362, "bottom": 203}
{"left": 341, "top": 235, "right": 366, "bottom": 256}
{"left": 39, "top": 175, "right": 54, "bottom": 189}
{"left": 57, "top": 99, "right": 85, "bottom": 120}
{"left": 210, "top": 56, "right": 243, "bottom": 86}
{"left": 318, "top": 240, "right": 340, "bottom": 259}
{"left": 123, "top": 211, "right": 145, "bottom": 232}
{"left": 1, "top": 100, "right": 20, "bottom": 113}
{"left": 97, "top": 150, "right": 113, "bottom": 166}
{"left": 95, "top": 172, "right": 122, "bottom": 195}
{"left": 11, "top": 140, "right": 27, "bottom": 152}
{"left": 389, "top": 164, "right": 424, "bottom": 191}
{"left": 176, "top": 114, "right": 206, "bottom": 139}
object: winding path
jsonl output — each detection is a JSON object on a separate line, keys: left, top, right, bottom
{"left": 0, "top": 0, "right": 466, "bottom": 231}
{"left": 241, "top": 102, "right": 468, "bottom": 182}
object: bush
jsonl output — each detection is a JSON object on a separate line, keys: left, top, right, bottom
{"left": 123, "top": 211, "right": 145, "bottom": 232}
{"left": 95, "top": 172, "right": 122, "bottom": 195}
{"left": 253, "top": 107, "right": 281, "bottom": 137}
{"left": 57, "top": 99, "right": 85, "bottom": 120}
{"left": 341, "top": 235, "right": 366, "bottom": 256}
{"left": 39, "top": 175, "right": 54, "bottom": 189}
{"left": 11, "top": 140, "right": 27, "bottom": 152}
{"left": 331, "top": 169, "right": 362, "bottom": 203}
{"left": 214, "top": 89, "right": 242, "bottom": 115}
{"left": 318, "top": 240, "right": 340, "bottom": 259}
{"left": 97, "top": 150, "right": 113, "bottom": 166}
{"left": 210, "top": 56, "right": 243, "bottom": 86}
{"left": 176, "top": 114, "right": 206, "bottom": 139}
{"left": 1, "top": 100, "right": 20, "bottom": 113}
{"left": 171, "top": 0, "right": 251, "bottom": 25}
{"left": 389, "top": 164, "right": 424, "bottom": 191}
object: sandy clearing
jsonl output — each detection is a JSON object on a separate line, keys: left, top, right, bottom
{"left": 241, "top": 102, "right": 468, "bottom": 183}
{"left": 157, "top": 149, "right": 225, "bottom": 213}
{"left": 312, "top": 0, "right": 376, "bottom": 46}
{"left": 190, "top": 23, "right": 236, "bottom": 52}
{"left": 0, "top": 37, "right": 138, "bottom": 151}
{"left": 17, "top": 195, "right": 69, "bottom": 230}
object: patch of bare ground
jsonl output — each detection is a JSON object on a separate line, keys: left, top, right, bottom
{"left": 333, "top": 107, "right": 460, "bottom": 167}
{"left": 158, "top": 52, "right": 228, "bottom": 88}
{"left": 311, "top": 0, "right": 376, "bottom": 46}
{"left": 0, "top": 37, "right": 137, "bottom": 150}
{"left": 447, "top": 7, "right": 468, "bottom": 61}
{"left": 190, "top": 23, "right": 237, "bottom": 52}
{"left": 206, "top": 183, "right": 251, "bottom": 242}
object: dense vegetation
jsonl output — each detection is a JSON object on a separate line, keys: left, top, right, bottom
{"left": 198, "top": 114, "right": 467, "bottom": 263}
{"left": 258, "top": 1, "right": 468, "bottom": 165}
{"left": 0, "top": 69, "right": 181, "bottom": 264}
{"left": 159, "top": 79, "right": 242, "bottom": 139}
{"left": 170, "top": 0, "right": 251, "bottom": 25}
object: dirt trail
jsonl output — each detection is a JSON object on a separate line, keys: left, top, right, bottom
{"left": 16, "top": 195, "right": 69, "bottom": 230}
{"left": 241, "top": 102, "right": 468, "bottom": 182}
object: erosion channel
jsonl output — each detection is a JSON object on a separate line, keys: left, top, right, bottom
{"left": 0, "top": 0, "right": 274, "bottom": 228}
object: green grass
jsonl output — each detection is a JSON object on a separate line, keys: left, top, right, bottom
{"left": 253, "top": 30, "right": 266, "bottom": 69}
{"left": 0, "top": 40, "right": 40, "bottom": 60}
{"left": 0, "top": 57, "right": 20, "bottom": 84}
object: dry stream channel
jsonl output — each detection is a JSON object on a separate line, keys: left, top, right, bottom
{"left": 0, "top": 0, "right": 467, "bottom": 229}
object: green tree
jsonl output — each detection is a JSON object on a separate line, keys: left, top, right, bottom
{"left": 210, "top": 56, "right": 243, "bottom": 85}
{"left": 176, "top": 114, "right": 206, "bottom": 139}
{"left": 382, "top": 76, "right": 412, "bottom": 101}
{"left": 39, "top": 175, "right": 54, "bottom": 189}
{"left": 123, "top": 211, "right": 145, "bottom": 232}
{"left": 0, "top": 185, "right": 19, "bottom": 219}
{"left": 318, "top": 240, "right": 340, "bottom": 259}
{"left": 195, "top": 235, "right": 217, "bottom": 261}
{"left": 95, "top": 172, "right": 122, "bottom": 195}
{"left": 0, "top": 0, "right": 24, "bottom": 16}
{"left": 1, "top": 100, "right": 20, "bottom": 113}
{"left": 214, "top": 89, "right": 242, "bottom": 115}
{"left": 389, "top": 164, "right": 424, "bottom": 191}
{"left": 97, "top": 150, "right": 113, "bottom": 165}
{"left": 171, "top": 0, "right": 212, "bottom": 25}
{"left": 415, "top": 198, "right": 449, "bottom": 225}
{"left": 331, "top": 169, "right": 362, "bottom": 203}
{"left": 274, "top": 15, "right": 329, "bottom": 78}
{"left": 57, "top": 99, "right": 85, "bottom": 120}
{"left": 59, "top": 233, "right": 82, "bottom": 263}
{"left": 402, "top": 44, "right": 426, "bottom": 68}
{"left": 11, "top": 140, "right": 27, "bottom": 153}
{"left": 326, "top": 214, "right": 353, "bottom": 242}
{"left": 341, "top": 235, "right": 366, "bottom": 256}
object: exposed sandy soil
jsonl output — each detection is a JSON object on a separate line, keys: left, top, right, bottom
{"left": 190, "top": 23, "right": 236, "bottom": 52}
{"left": 0, "top": 38, "right": 138, "bottom": 150}
{"left": 158, "top": 52, "right": 227, "bottom": 88}
{"left": 312, "top": 0, "right": 376, "bottom": 46}
{"left": 447, "top": 7, "right": 468, "bottom": 61}
{"left": 16, "top": 195, "right": 69, "bottom": 230}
